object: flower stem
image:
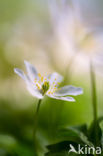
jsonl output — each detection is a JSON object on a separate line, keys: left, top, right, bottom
{"left": 33, "top": 99, "right": 42, "bottom": 154}
{"left": 90, "top": 61, "right": 97, "bottom": 122}
{"left": 90, "top": 60, "right": 98, "bottom": 146}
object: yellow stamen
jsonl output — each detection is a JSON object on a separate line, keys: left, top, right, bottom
{"left": 36, "top": 84, "right": 41, "bottom": 90}
{"left": 48, "top": 91, "right": 51, "bottom": 94}
{"left": 54, "top": 87, "right": 57, "bottom": 90}
{"left": 38, "top": 73, "right": 41, "bottom": 77}
{"left": 34, "top": 78, "right": 37, "bottom": 82}
{"left": 38, "top": 73, "right": 44, "bottom": 82}
{"left": 41, "top": 77, "right": 44, "bottom": 82}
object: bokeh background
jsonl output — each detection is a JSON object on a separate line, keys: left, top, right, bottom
{"left": 0, "top": 0, "right": 103, "bottom": 155}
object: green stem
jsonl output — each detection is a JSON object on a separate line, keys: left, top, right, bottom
{"left": 90, "top": 61, "right": 97, "bottom": 122}
{"left": 90, "top": 60, "right": 98, "bottom": 146}
{"left": 33, "top": 99, "right": 42, "bottom": 154}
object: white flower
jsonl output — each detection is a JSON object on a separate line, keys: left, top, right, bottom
{"left": 50, "top": 0, "right": 103, "bottom": 54}
{"left": 14, "top": 61, "right": 83, "bottom": 101}
{"left": 49, "top": 0, "right": 103, "bottom": 70}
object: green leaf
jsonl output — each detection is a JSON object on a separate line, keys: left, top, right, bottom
{"left": 45, "top": 151, "right": 80, "bottom": 156}
{"left": 98, "top": 116, "right": 103, "bottom": 153}
{"left": 45, "top": 151, "right": 68, "bottom": 156}
{"left": 69, "top": 124, "right": 88, "bottom": 134}
{"left": 0, "top": 134, "right": 17, "bottom": 150}
{"left": 56, "top": 125, "right": 93, "bottom": 147}
{"left": 88, "top": 120, "right": 102, "bottom": 147}
{"left": 45, "top": 141, "right": 78, "bottom": 156}
{"left": 45, "top": 124, "right": 94, "bottom": 156}
{"left": 68, "top": 127, "right": 93, "bottom": 147}
{"left": 45, "top": 141, "right": 88, "bottom": 156}
{"left": 12, "top": 143, "right": 35, "bottom": 156}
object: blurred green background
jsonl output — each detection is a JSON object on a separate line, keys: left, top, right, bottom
{"left": 0, "top": 0, "right": 103, "bottom": 155}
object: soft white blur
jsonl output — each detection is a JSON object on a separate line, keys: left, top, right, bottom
{"left": 47, "top": 0, "right": 103, "bottom": 72}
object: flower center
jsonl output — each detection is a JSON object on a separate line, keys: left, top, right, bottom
{"left": 34, "top": 73, "right": 59, "bottom": 96}
{"left": 42, "top": 81, "right": 50, "bottom": 95}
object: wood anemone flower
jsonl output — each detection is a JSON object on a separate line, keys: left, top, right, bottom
{"left": 14, "top": 61, "right": 83, "bottom": 101}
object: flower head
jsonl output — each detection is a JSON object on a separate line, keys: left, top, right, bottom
{"left": 49, "top": 0, "right": 103, "bottom": 70}
{"left": 14, "top": 61, "right": 83, "bottom": 101}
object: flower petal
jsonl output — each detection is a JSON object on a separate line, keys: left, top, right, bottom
{"left": 14, "top": 68, "right": 32, "bottom": 85}
{"left": 47, "top": 95, "right": 75, "bottom": 102}
{"left": 24, "top": 60, "right": 38, "bottom": 82}
{"left": 27, "top": 85, "right": 43, "bottom": 99}
{"left": 54, "top": 85, "right": 83, "bottom": 96}
{"left": 47, "top": 72, "right": 63, "bottom": 86}
{"left": 14, "top": 68, "right": 25, "bottom": 80}
{"left": 14, "top": 67, "right": 42, "bottom": 99}
{"left": 23, "top": 74, "right": 42, "bottom": 98}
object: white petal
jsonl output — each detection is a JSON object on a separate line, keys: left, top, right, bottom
{"left": 14, "top": 68, "right": 25, "bottom": 80}
{"left": 47, "top": 95, "right": 75, "bottom": 102}
{"left": 24, "top": 75, "right": 43, "bottom": 98}
{"left": 27, "top": 85, "right": 43, "bottom": 99}
{"left": 24, "top": 60, "right": 38, "bottom": 82}
{"left": 54, "top": 85, "right": 83, "bottom": 96}
{"left": 14, "top": 68, "right": 33, "bottom": 85}
{"left": 14, "top": 67, "right": 42, "bottom": 98}
{"left": 47, "top": 72, "right": 63, "bottom": 86}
